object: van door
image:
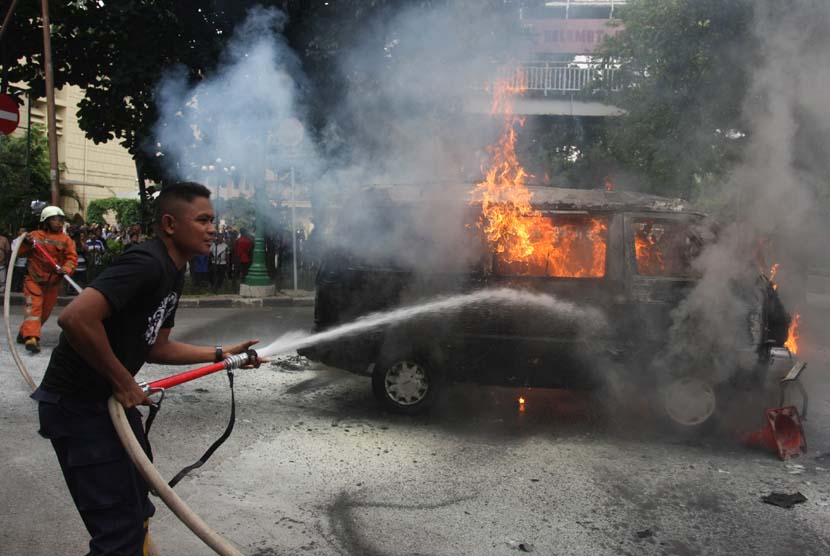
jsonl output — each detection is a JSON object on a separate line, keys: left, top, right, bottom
{"left": 456, "top": 212, "right": 620, "bottom": 389}
{"left": 622, "top": 213, "right": 702, "bottom": 353}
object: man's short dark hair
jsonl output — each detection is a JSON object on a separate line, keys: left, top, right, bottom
{"left": 155, "top": 182, "right": 211, "bottom": 223}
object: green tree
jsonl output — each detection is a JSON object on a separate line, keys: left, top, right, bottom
{"left": 86, "top": 198, "right": 141, "bottom": 228}
{"left": 219, "top": 196, "right": 256, "bottom": 231}
{"left": 599, "top": 0, "right": 755, "bottom": 199}
{"left": 0, "top": 125, "right": 50, "bottom": 231}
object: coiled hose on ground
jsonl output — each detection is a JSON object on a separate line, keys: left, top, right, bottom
{"left": 4, "top": 234, "right": 241, "bottom": 556}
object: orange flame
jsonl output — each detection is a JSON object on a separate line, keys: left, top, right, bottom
{"left": 634, "top": 227, "right": 666, "bottom": 276}
{"left": 769, "top": 263, "right": 780, "bottom": 290}
{"left": 472, "top": 73, "right": 607, "bottom": 277}
{"left": 784, "top": 313, "right": 801, "bottom": 355}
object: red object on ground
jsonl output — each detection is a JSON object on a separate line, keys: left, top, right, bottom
{"left": 742, "top": 406, "right": 806, "bottom": 460}
{"left": 0, "top": 93, "right": 20, "bottom": 135}
{"left": 147, "top": 361, "right": 226, "bottom": 391}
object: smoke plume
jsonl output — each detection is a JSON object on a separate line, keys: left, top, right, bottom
{"left": 664, "top": 0, "right": 830, "bottom": 382}
{"left": 153, "top": 7, "right": 320, "bottom": 195}
{"left": 152, "top": 4, "right": 528, "bottom": 274}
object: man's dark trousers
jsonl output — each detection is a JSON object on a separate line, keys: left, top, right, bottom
{"left": 33, "top": 388, "right": 155, "bottom": 556}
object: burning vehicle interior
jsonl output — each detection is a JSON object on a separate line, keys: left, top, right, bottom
{"left": 303, "top": 184, "right": 796, "bottom": 433}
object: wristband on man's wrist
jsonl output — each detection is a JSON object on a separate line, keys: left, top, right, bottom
{"left": 214, "top": 345, "right": 223, "bottom": 363}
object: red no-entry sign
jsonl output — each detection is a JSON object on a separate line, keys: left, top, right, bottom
{"left": 0, "top": 94, "right": 21, "bottom": 135}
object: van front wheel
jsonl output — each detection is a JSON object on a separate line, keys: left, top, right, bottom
{"left": 372, "top": 355, "right": 440, "bottom": 415}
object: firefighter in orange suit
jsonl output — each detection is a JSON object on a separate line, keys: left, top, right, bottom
{"left": 18, "top": 206, "right": 78, "bottom": 353}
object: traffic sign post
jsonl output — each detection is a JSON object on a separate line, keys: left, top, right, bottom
{"left": 0, "top": 93, "right": 20, "bottom": 136}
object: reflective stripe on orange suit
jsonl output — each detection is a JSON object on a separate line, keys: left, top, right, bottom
{"left": 20, "top": 278, "right": 62, "bottom": 338}
{"left": 18, "top": 230, "right": 78, "bottom": 339}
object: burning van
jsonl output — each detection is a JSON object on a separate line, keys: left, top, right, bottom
{"left": 303, "top": 184, "right": 794, "bottom": 432}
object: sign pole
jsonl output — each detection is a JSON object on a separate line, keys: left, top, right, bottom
{"left": 291, "top": 165, "right": 298, "bottom": 291}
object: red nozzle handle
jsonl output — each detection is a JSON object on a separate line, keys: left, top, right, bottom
{"left": 143, "top": 350, "right": 257, "bottom": 392}
{"left": 33, "top": 241, "right": 62, "bottom": 272}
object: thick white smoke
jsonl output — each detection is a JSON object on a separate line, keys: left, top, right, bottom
{"left": 154, "top": 7, "right": 320, "bottom": 189}
{"left": 152, "top": 4, "right": 526, "bottom": 274}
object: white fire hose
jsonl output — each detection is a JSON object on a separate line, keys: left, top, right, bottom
{"left": 4, "top": 235, "right": 35, "bottom": 391}
{"left": 4, "top": 233, "right": 241, "bottom": 556}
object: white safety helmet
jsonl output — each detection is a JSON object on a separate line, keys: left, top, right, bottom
{"left": 39, "top": 206, "right": 66, "bottom": 223}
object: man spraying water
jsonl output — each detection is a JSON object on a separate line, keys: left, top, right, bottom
{"left": 31, "top": 183, "right": 261, "bottom": 556}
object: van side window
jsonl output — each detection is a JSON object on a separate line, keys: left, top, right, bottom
{"left": 633, "top": 219, "right": 702, "bottom": 278}
{"left": 493, "top": 214, "right": 608, "bottom": 278}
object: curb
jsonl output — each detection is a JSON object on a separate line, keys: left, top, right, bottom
{"left": 4, "top": 292, "right": 315, "bottom": 309}
{"left": 178, "top": 295, "right": 315, "bottom": 308}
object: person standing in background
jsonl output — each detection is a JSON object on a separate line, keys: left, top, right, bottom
{"left": 85, "top": 230, "right": 107, "bottom": 280}
{"left": 72, "top": 230, "right": 88, "bottom": 291}
{"left": 12, "top": 227, "right": 28, "bottom": 292}
{"left": 210, "top": 235, "right": 229, "bottom": 291}
{"left": 235, "top": 228, "right": 253, "bottom": 279}
{"left": 0, "top": 232, "right": 10, "bottom": 294}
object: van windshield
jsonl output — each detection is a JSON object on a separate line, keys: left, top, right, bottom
{"left": 633, "top": 218, "right": 702, "bottom": 278}
{"left": 493, "top": 214, "right": 608, "bottom": 278}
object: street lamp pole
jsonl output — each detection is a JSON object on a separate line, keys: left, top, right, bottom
{"left": 40, "top": 0, "right": 60, "bottom": 206}
{"left": 291, "top": 165, "right": 298, "bottom": 291}
{"left": 240, "top": 178, "right": 275, "bottom": 297}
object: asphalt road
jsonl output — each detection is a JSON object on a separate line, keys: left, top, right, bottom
{"left": 2, "top": 306, "right": 829, "bottom": 556}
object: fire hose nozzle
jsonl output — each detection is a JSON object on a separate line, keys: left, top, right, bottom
{"left": 222, "top": 349, "right": 259, "bottom": 371}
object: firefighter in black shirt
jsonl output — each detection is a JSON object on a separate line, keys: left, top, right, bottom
{"left": 32, "top": 182, "right": 260, "bottom": 555}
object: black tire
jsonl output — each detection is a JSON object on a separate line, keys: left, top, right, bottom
{"left": 371, "top": 353, "right": 442, "bottom": 415}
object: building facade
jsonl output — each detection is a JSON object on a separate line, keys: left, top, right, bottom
{"left": 12, "top": 85, "right": 139, "bottom": 219}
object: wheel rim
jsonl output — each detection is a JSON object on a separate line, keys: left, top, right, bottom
{"left": 384, "top": 361, "right": 429, "bottom": 406}
{"left": 661, "top": 377, "right": 716, "bottom": 426}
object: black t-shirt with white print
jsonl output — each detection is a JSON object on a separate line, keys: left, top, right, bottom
{"left": 40, "top": 237, "right": 185, "bottom": 400}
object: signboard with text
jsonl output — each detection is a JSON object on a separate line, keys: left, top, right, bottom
{"left": 525, "top": 19, "right": 622, "bottom": 55}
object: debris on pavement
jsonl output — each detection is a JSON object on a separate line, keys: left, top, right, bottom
{"left": 507, "top": 540, "right": 535, "bottom": 552}
{"left": 269, "top": 354, "right": 312, "bottom": 372}
{"left": 761, "top": 492, "right": 807, "bottom": 509}
{"left": 785, "top": 463, "right": 806, "bottom": 475}
{"left": 636, "top": 528, "right": 654, "bottom": 539}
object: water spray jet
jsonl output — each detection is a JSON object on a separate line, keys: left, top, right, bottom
{"left": 256, "top": 287, "right": 606, "bottom": 359}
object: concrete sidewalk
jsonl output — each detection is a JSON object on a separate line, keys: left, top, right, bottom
{"left": 4, "top": 290, "right": 315, "bottom": 309}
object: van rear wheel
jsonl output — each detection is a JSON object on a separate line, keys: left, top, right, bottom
{"left": 372, "top": 355, "right": 440, "bottom": 415}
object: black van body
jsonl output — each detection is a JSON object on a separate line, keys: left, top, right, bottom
{"left": 303, "top": 185, "right": 791, "bottom": 426}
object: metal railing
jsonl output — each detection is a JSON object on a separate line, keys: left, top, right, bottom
{"left": 495, "top": 62, "right": 620, "bottom": 95}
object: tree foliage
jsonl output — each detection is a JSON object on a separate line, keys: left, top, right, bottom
{"left": 0, "top": 124, "right": 51, "bottom": 232}
{"left": 86, "top": 198, "right": 141, "bottom": 227}
{"left": 217, "top": 196, "right": 255, "bottom": 231}
{"left": 599, "top": 0, "right": 755, "bottom": 199}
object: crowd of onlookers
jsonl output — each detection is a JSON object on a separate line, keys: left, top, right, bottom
{"left": 188, "top": 226, "right": 254, "bottom": 291}
{"left": 0, "top": 220, "right": 316, "bottom": 296}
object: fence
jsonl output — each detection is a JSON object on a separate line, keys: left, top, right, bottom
{"left": 495, "top": 62, "right": 620, "bottom": 95}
